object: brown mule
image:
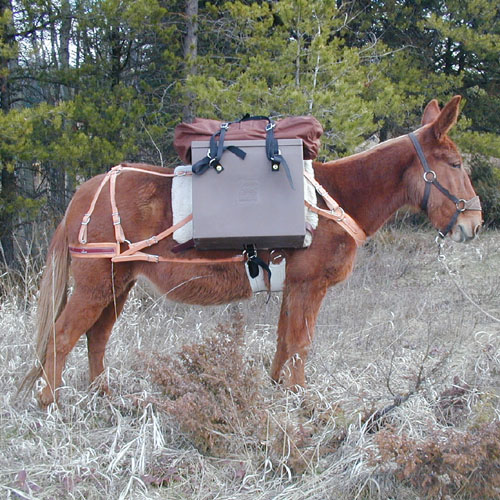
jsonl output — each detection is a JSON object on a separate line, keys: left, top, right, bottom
{"left": 20, "top": 96, "right": 482, "bottom": 407}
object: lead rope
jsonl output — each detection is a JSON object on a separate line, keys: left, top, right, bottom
{"left": 436, "top": 238, "right": 500, "bottom": 323}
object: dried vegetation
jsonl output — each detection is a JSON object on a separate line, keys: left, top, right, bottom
{"left": 0, "top": 228, "right": 499, "bottom": 499}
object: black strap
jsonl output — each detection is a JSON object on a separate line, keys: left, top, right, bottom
{"left": 409, "top": 132, "right": 461, "bottom": 208}
{"left": 409, "top": 132, "right": 464, "bottom": 238}
{"left": 192, "top": 141, "right": 246, "bottom": 175}
{"left": 245, "top": 245, "right": 271, "bottom": 281}
{"left": 265, "top": 122, "right": 295, "bottom": 190}
{"left": 439, "top": 209, "right": 461, "bottom": 238}
{"left": 192, "top": 116, "right": 295, "bottom": 189}
{"left": 239, "top": 114, "right": 270, "bottom": 123}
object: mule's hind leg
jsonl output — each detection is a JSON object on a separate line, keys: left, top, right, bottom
{"left": 86, "top": 281, "right": 135, "bottom": 393}
{"left": 271, "top": 280, "right": 327, "bottom": 388}
{"left": 38, "top": 290, "right": 109, "bottom": 407}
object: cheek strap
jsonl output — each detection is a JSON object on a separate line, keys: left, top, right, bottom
{"left": 408, "top": 133, "right": 481, "bottom": 238}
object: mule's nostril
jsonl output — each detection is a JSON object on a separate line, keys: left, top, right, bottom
{"left": 474, "top": 224, "right": 482, "bottom": 237}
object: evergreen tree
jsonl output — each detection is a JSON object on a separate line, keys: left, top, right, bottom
{"left": 186, "top": 0, "right": 396, "bottom": 155}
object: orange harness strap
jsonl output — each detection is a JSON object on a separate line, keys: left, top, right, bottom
{"left": 119, "top": 214, "right": 193, "bottom": 257}
{"left": 78, "top": 164, "right": 182, "bottom": 245}
{"left": 72, "top": 165, "right": 245, "bottom": 265}
{"left": 112, "top": 252, "right": 245, "bottom": 264}
{"left": 303, "top": 170, "right": 366, "bottom": 247}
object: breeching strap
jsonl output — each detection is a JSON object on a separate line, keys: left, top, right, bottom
{"left": 72, "top": 164, "right": 245, "bottom": 265}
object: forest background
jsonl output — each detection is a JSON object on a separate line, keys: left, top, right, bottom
{"left": 0, "top": 0, "right": 499, "bottom": 268}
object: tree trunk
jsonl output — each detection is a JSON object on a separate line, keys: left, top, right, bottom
{"left": 59, "top": 0, "right": 72, "bottom": 100}
{"left": 182, "top": 0, "right": 198, "bottom": 123}
{"left": 110, "top": 24, "right": 122, "bottom": 87}
{"left": 0, "top": 0, "right": 16, "bottom": 267}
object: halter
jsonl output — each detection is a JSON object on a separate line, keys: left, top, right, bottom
{"left": 408, "top": 132, "right": 481, "bottom": 238}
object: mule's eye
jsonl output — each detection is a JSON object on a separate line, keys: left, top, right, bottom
{"left": 452, "top": 162, "right": 461, "bottom": 169}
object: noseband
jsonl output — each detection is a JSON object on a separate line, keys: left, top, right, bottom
{"left": 408, "top": 132, "right": 481, "bottom": 238}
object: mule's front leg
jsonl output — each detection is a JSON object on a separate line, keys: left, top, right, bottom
{"left": 271, "top": 281, "right": 327, "bottom": 389}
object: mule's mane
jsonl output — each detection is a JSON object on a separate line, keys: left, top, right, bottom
{"left": 321, "top": 132, "right": 416, "bottom": 169}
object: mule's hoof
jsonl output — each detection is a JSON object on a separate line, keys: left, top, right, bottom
{"left": 90, "top": 376, "right": 111, "bottom": 397}
{"left": 37, "top": 388, "right": 56, "bottom": 409}
{"left": 270, "top": 370, "right": 306, "bottom": 392}
{"left": 286, "top": 382, "right": 305, "bottom": 393}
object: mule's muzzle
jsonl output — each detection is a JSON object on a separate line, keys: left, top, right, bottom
{"left": 450, "top": 209, "right": 483, "bottom": 243}
{"left": 451, "top": 224, "right": 474, "bottom": 243}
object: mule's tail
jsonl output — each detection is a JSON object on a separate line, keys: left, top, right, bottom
{"left": 18, "top": 219, "right": 70, "bottom": 397}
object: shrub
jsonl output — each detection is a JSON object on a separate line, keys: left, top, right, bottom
{"left": 373, "top": 421, "right": 500, "bottom": 498}
{"left": 469, "top": 155, "right": 500, "bottom": 228}
{"left": 147, "top": 314, "right": 266, "bottom": 455}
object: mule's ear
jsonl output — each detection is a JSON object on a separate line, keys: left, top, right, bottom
{"left": 421, "top": 99, "right": 440, "bottom": 126}
{"left": 432, "top": 95, "right": 462, "bottom": 140}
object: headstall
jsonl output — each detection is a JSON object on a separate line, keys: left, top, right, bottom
{"left": 408, "top": 132, "right": 481, "bottom": 238}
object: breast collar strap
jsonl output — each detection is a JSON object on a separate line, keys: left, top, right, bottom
{"left": 408, "top": 132, "right": 481, "bottom": 238}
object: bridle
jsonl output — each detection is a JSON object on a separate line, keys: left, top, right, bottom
{"left": 408, "top": 132, "right": 482, "bottom": 238}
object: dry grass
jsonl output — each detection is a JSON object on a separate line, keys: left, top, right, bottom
{"left": 1, "top": 228, "right": 499, "bottom": 499}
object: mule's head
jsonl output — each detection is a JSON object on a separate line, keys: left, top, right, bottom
{"left": 408, "top": 96, "right": 482, "bottom": 242}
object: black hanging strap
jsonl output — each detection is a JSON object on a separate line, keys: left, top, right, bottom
{"left": 192, "top": 122, "right": 246, "bottom": 175}
{"left": 265, "top": 121, "right": 294, "bottom": 190}
{"left": 245, "top": 245, "right": 272, "bottom": 281}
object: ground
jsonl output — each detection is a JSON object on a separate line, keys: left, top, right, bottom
{"left": 0, "top": 227, "right": 499, "bottom": 499}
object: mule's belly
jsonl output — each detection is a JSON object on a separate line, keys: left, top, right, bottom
{"left": 139, "top": 262, "right": 253, "bottom": 306}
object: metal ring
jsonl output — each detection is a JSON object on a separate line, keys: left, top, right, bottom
{"left": 330, "top": 206, "right": 345, "bottom": 221}
{"left": 456, "top": 199, "right": 467, "bottom": 212}
{"left": 423, "top": 170, "right": 437, "bottom": 183}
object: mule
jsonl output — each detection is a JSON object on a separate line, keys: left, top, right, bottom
{"left": 20, "top": 96, "right": 482, "bottom": 407}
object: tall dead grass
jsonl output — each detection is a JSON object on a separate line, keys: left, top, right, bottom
{"left": 1, "top": 228, "right": 499, "bottom": 499}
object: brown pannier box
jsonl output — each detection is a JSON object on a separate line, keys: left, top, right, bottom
{"left": 191, "top": 138, "right": 306, "bottom": 250}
